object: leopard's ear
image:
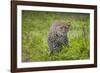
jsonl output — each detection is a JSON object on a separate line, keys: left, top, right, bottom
{"left": 67, "top": 21, "right": 71, "bottom": 28}
{"left": 67, "top": 24, "right": 70, "bottom": 28}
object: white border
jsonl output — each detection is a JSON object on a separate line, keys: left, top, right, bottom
{"left": 17, "top": 5, "right": 94, "bottom": 68}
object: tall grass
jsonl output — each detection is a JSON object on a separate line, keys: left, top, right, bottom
{"left": 22, "top": 11, "right": 90, "bottom": 62}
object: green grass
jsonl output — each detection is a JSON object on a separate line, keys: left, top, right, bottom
{"left": 22, "top": 10, "right": 90, "bottom": 62}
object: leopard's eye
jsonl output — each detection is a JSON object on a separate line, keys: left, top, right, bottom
{"left": 64, "top": 27, "right": 67, "bottom": 29}
{"left": 60, "top": 26, "right": 63, "bottom": 29}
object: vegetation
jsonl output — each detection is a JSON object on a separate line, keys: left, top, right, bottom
{"left": 22, "top": 10, "right": 90, "bottom": 62}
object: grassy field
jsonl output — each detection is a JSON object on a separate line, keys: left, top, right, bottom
{"left": 22, "top": 10, "right": 90, "bottom": 62}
